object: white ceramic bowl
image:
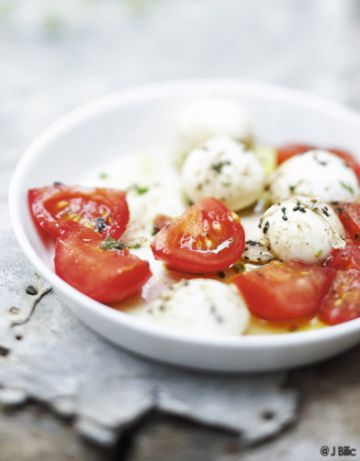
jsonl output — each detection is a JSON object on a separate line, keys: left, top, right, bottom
{"left": 9, "top": 80, "right": 360, "bottom": 372}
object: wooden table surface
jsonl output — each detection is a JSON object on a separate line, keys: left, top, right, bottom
{"left": 0, "top": 1, "right": 359, "bottom": 460}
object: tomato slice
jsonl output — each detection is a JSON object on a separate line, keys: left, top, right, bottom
{"left": 151, "top": 198, "right": 245, "bottom": 274}
{"left": 277, "top": 144, "right": 316, "bottom": 164}
{"left": 318, "top": 270, "right": 360, "bottom": 325}
{"left": 29, "top": 184, "right": 129, "bottom": 239}
{"left": 54, "top": 227, "right": 151, "bottom": 304}
{"left": 153, "top": 214, "right": 173, "bottom": 235}
{"left": 277, "top": 144, "right": 360, "bottom": 179}
{"left": 328, "top": 148, "right": 360, "bottom": 179}
{"left": 326, "top": 243, "right": 360, "bottom": 271}
{"left": 233, "top": 261, "right": 336, "bottom": 322}
{"left": 334, "top": 203, "right": 360, "bottom": 243}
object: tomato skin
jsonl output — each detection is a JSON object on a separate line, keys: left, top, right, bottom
{"left": 319, "top": 270, "right": 360, "bottom": 325}
{"left": 277, "top": 144, "right": 316, "bottom": 164}
{"left": 233, "top": 261, "right": 336, "bottom": 322}
{"left": 277, "top": 144, "right": 360, "bottom": 179}
{"left": 151, "top": 198, "right": 245, "bottom": 274}
{"left": 334, "top": 203, "right": 360, "bottom": 244}
{"left": 54, "top": 227, "right": 151, "bottom": 304}
{"left": 326, "top": 243, "right": 360, "bottom": 271}
{"left": 28, "top": 185, "right": 129, "bottom": 239}
{"left": 328, "top": 148, "right": 360, "bottom": 180}
{"left": 153, "top": 214, "right": 173, "bottom": 234}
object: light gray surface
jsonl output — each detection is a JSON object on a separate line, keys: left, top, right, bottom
{"left": 0, "top": 1, "right": 360, "bottom": 460}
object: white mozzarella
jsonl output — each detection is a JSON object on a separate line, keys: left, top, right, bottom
{"left": 96, "top": 150, "right": 185, "bottom": 247}
{"left": 237, "top": 214, "right": 274, "bottom": 265}
{"left": 133, "top": 279, "right": 250, "bottom": 337}
{"left": 182, "top": 137, "right": 265, "bottom": 210}
{"left": 259, "top": 196, "right": 346, "bottom": 263}
{"left": 121, "top": 182, "right": 184, "bottom": 247}
{"left": 178, "top": 98, "right": 251, "bottom": 151}
{"left": 269, "top": 150, "right": 359, "bottom": 203}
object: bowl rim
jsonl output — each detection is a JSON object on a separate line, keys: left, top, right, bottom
{"left": 8, "top": 78, "right": 360, "bottom": 350}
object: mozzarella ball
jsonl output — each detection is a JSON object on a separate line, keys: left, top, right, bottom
{"left": 182, "top": 137, "right": 265, "bottom": 210}
{"left": 259, "top": 196, "right": 346, "bottom": 263}
{"left": 134, "top": 279, "right": 250, "bottom": 337}
{"left": 269, "top": 150, "right": 359, "bottom": 203}
{"left": 178, "top": 98, "right": 251, "bottom": 151}
{"left": 242, "top": 240, "right": 274, "bottom": 265}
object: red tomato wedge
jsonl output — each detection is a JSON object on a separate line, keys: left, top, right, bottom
{"left": 326, "top": 243, "right": 360, "bottom": 271}
{"left": 233, "top": 261, "right": 336, "bottom": 322}
{"left": 328, "top": 148, "right": 360, "bottom": 180}
{"left": 153, "top": 214, "right": 173, "bottom": 234}
{"left": 319, "top": 270, "right": 360, "bottom": 325}
{"left": 277, "top": 144, "right": 316, "bottom": 164}
{"left": 277, "top": 144, "right": 360, "bottom": 179}
{"left": 151, "top": 198, "right": 245, "bottom": 274}
{"left": 29, "top": 184, "right": 129, "bottom": 239}
{"left": 54, "top": 227, "right": 151, "bottom": 304}
{"left": 334, "top": 203, "right": 360, "bottom": 243}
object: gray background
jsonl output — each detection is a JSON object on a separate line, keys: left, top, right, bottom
{"left": 0, "top": 1, "right": 359, "bottom": 460}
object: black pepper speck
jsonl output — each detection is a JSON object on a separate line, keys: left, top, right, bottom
{"left": 263, "top": 221, "right": 270, "bottom": 234}
{"left": 26, "top": 285, "right": 38, "bottom": 296}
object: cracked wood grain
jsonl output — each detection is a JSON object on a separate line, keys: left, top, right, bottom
{"left": 9, "top": 286, "right": 52, "bottom": 327}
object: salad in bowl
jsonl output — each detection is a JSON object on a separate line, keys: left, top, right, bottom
{"left": 27, "top": 96, "right": 360, "bottom": 339}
